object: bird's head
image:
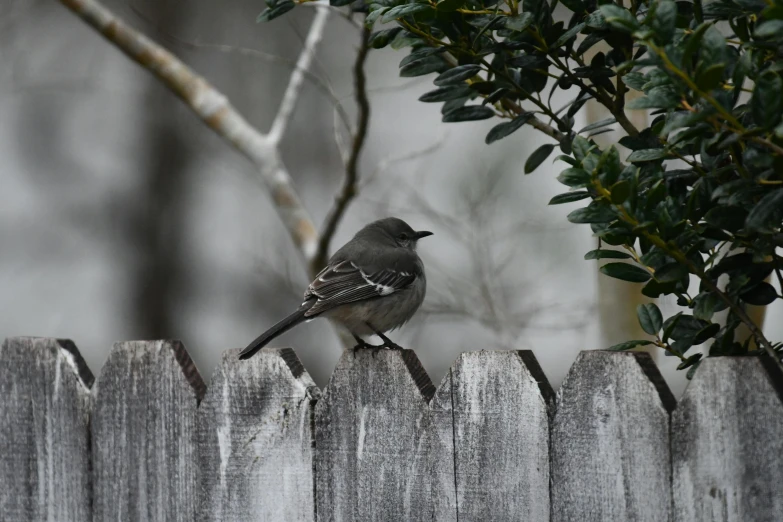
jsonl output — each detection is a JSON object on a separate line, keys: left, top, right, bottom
{"left": 362, "top": 217, "right": 433, "bottom": 250}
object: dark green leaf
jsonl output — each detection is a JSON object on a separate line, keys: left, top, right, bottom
{"left": 485, "top": 113, "right": 534, "bottom": 144}
{"left": 626, "top": 87, "right": 680, "bottom": 109}
{"left": 740, "top": 282, "right": 778, "bottom": 305}
{"left": 436, "top": 0, "right": 466, "bottom": 11}
{"left": 651, "top": 0, "right": 677, "bottom": 43}
{"left": 700, "top": 26, "right": 726, "bottom": 67}
{"left": 662, "top": 312, "right": 683, "bottom": 342}
{"left": 627, "top": 148, "right": 669, "bottom": 162}
{"left": 655, "top": 262, "right": 688, "bottom": 283}
{"left": 434, "top": 65, "right": 482, "bottom": 86}
{"left": 745, "top": 189, "right": 783, "bottom": 233}
{"left": 381, "top": 3, "right": 432, "bottom": 22}
{"left": 752, "top": 71, "right": 783, "bottom": 129}
{"left": 686, "top": 359, "right": 702, "bottom": 379}
{"left": 704, "top": 206, "right": 747, "bottom": 232}
{"left": 693, "top": 323, "right": 721, "bottom": 344}
{"left": 754, "top": 20, "right": 783, "bottom": 39}
{"left": 400, "top": 55, "right": 446, "bottom": 76}
{"left": 695, "top": 63, "right": 725, "bottom": 92}
{"left": 419, "top": 85, "right": 473, "bottom": 102}
{"left": 693, "top": 292, "right": 727, "bottom": 320}
{"left": 600, "top": 262, "right": 652, "bottom": 282}
{"left": 599, "top": 5, "right": 639, "bottom": 32}
{"left": 682, "top": 22, "right": 710, "bottom": 67}
{"left": 365, "top": 6, "right": 389, "bottom": 26}
{"left": 637, "top": 303, "right": 664, "bottom": 335}
{"left": 607, "top": 340, "right": 654, "bottom": 351}
{"left": 523, "top": 0, "right": 548, "bottom": 23}
{"left": 571, "top": 135, "right": 594, "bottom": 162}
{"left": 578, "top": 117, "right": 616, "bottom": 134}
{"left": 369, "top": 28, "right": 403, "bottom": 49}
{"left": 560, "top": 0, "right": 586, "bottom": 12}
{"left": 505, "top": 12, "right": 534, "bottom": 32}
{"left": 623, "top": 72, "right": 646, "bottom": 91}
{"left": 567, "top": 205, "right": 617, "bottom": 223}
{"left": 554, "top": 22, "right": 586, "bottom": 47}
{"left": 399, "top": 47, "right": 444, "bottom": 68}
{"left": 584, "top": 249, "right": 633, "bottom": 260}
{"left": 610, "top": 180, "right": 631, "bottom": 204}
{"left": 678, "top": 353, "right": 702, "bottom": 371}
{"left": 642, "top": 279, "right": 680, "bottom": 298}
{"left": 557, "top": 168, "right": 590, "bottom": 188}
{"left": 549, "top": 191, "right": 592, "bottom": 204}
{"left": 442, "top": 105, "right": 495, "bottom": 122}
{"left": 525, "top": 144, "right": 556, "bottom": 174}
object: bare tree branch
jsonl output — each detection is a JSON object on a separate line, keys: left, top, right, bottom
{"left": 267, "top": 6, "right": 330, "bottom": 145}
{"left": 313, "top": 26, "right": 371, "bottom": 273}
{"left": 59, "top": 0, "right": 323, "bottom": 264}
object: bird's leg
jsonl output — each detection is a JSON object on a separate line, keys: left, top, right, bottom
{"left": 366, "top": 323, "right": 404, "bottom": 351}
{"left": 351, "top": 334, "right": 383, "bottom": 358}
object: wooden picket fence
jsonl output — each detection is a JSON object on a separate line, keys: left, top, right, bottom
{"left": 1, "top": 336, "right": 782, "bottom": 521}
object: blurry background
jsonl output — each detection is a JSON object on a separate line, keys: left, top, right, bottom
{"left": 2, "top": 0, "right": 781, "bottom": 396}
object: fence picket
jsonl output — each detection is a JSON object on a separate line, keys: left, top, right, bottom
{"left": 672, "top": 355, "right": 783, "bottom": 522}
{"left": 5, "top": 333, "right": 783, "bottom": 521}
{"left": 314, "top": 349, "right": 435, "bottom": 522}
{"left": 430, "top": 350, "right": 553, "bottom": 522}
{"left": 0, "top": 337, "right": 93, "bottom": 521}
{"left": 92, "top": 340, "right": 205, "bottom": 521}
{"left": 551, "top": 350, "right": 676, "bottom": 522}
{"left": 198, "top": 348, "right": 318, "bottom": 521}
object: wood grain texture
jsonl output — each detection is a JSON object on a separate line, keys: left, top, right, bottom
{"left": 92, "top": 340, "right": 205, "bottom": 522}
{"left": 0, "top": 337, "right": 93, "bottom": 521}
{"left": 430, "top": 350, "right": 554, "bottom": 522}
{"left": 198, "top": 348, "right": 319, "bottom": 521}
{"left": 315, "top": 349, "right": 435, "bottom": 522}
{"left": 551, "top": 350, "right": 676, "bottom": 522}
{"left": 672, "top": 355, "right": 783, "bottom": 522}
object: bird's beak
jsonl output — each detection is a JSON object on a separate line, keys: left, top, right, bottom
{"left": 414, "top": 230, "right": 433, "bottom": 239}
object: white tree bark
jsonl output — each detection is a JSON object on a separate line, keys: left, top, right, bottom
{"left": 59, "top": 0, "right": 328, "bottom": 265}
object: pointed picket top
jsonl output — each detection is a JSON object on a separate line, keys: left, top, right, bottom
{"left": 0, "top": 337, "right": 93, "bottom": 521}
{"left": 198, "top": 347, "right": 319, "bottom": 521}
{"left": 92, "top": 340, "right": 204, "bottom": 522}
{"left": 430, "top": 350, "right": 553, "bottom": 522}
{"left": 672, "top": 355, "right": 783, "bottom": 522}
{"left": 315, "top": 348, "right": 434, "bottom": 522}
{"left": 551, "top": 350, "right": 675, "bottom": 522}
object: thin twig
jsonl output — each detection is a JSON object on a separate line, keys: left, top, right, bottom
{"left": 268, "top": 6, "right": 330, "bottom": 144}
{"left": 313, "top": 26, "right": 372, "bottom": 273}
{"left": 59, "top": 0, "right": 324, "bottom": 262}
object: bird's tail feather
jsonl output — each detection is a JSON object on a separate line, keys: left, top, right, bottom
{"left": 239, "top": 307, "right": 309, "bottom": 360}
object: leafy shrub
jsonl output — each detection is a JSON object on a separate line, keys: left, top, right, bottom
{"left": 260, "top": 0, "right": 783, "bottom": 372}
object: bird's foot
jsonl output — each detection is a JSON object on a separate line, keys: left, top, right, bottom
{"left": 375, "top": 330, "right": 404, "bottom": 351}
{"left": 352, "top": 339, "right": 383, "bottom": 358}
{"left": 380, "top": 340, "right": 404, "bottom": 351}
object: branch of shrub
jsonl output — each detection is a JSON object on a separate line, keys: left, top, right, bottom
{"left": 593, "top": 180, "right": 782, "bottom": 367}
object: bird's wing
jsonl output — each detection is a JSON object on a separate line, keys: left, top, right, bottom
{"left": 303, "top": 260, "right": 416, "bottom": 316}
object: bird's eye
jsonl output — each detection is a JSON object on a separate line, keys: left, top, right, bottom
{"left": 398, "top": 233, "right": 408, "bottom": 241}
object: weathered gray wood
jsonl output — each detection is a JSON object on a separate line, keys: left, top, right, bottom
{"left": 551, "top": 350, "right": 676, "bottom": 522}
{"left": 672, "top": 355, "right": 783, "bottom": 522}
{"left": 92, "top": 340, "right": 205, "bottom": 521}
{"left": 0, "top": 337, "right": 93, "bottom": 521}
{"left": 198, "top": 348, "right": 318, "bottom": 521}
{"left": 315, "top": 349, "right": 435, "bottom": 522}
{"left": 430, "top": 350, "right": 553, "bottom": 522}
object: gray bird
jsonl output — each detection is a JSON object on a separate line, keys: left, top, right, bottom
{"left": 239, "top": 217, "right": 432, "bottom": 359}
